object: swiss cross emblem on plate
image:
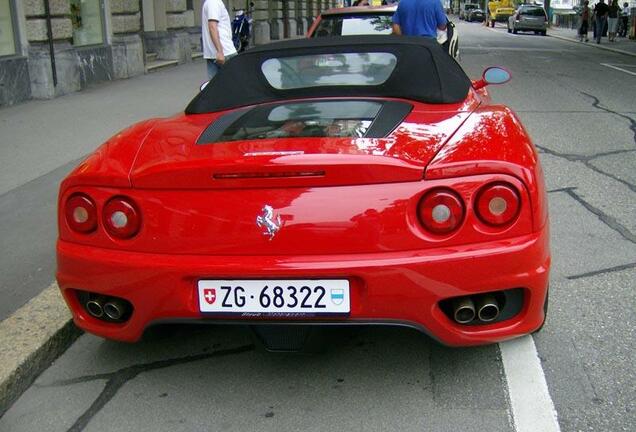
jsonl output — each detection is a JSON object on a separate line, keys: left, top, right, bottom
{"left": 203, "top": 288, "right": 216, "bottom": 305}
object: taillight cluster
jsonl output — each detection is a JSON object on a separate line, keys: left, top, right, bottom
{"left": 475, "top": 183, "right": 520, "bottom": 226}
{"left": 417, "top": 182, "right": 521, "bottom": 235}
{"left": 65, "top": 194, "right": 141, "bottom": 239}
{"left": 418, "top": 189, "right": 464, "bottom": 234}
{"left": 65, "top": 194, "right": 98, "bottom": 233}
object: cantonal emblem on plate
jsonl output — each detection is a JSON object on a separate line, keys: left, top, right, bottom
{"left": 203, "top": 288, "right": 216, "bottom": 305}
{"left": 330, "top": 289, "right": 344, "bottom": 306}
{"left": 256, "top": 205, "right": 282, "bottom": 240}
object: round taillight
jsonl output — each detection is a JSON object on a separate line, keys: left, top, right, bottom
{"left": 65, "top": 194, "right": 97, "bottom": 233}
{"left": 418, "top": 189, "right": 465, "bottom": 234}
{"left": 475, "top": 183, "right": 520, "bottom": 226}
{"left": 103, "top": 197, "right": 141, "bottom": 239}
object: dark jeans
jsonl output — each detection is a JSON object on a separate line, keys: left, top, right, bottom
{"left": 206, "top": 53, "right": 237, "bottom": 80}
{"left": 620, "top": 16, "right": 629, "bottom": 37}
{"left": 595, "top": 16, "right": 607, "bottom": 42}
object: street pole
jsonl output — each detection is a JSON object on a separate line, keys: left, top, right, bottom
{"left": 43, "top": 0, "right": 57, "bottom": 87}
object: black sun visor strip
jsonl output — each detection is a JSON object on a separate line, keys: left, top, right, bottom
{"left": 186, "top": 35, "right": 470, "bottom": 115}
{"left": 196, "top": 100, "right": 413, "bottom": 144}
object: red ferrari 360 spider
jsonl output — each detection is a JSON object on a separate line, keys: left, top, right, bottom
{"left": 57, "top": 36, "right": 550, "bottom": 348}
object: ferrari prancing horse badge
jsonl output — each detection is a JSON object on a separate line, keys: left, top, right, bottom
{"left": 256, "top": 205, "right": 282, "bottom": 240}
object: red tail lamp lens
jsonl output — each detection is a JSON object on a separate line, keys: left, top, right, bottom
{"left": 103, "top": 197, "right": 141, "bottom": 239}
{"left": 65, "top": 194, "right": 97, "bottom": 233}
{"left": 418, "top": 189, "right": 465, "bottom": 234}
{"left": 476, "top": 183, "right": 520, "bottom": 226}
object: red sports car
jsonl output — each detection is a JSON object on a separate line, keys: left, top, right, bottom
{"left": 57, "top": 36, "right": 550, "bottom": 348}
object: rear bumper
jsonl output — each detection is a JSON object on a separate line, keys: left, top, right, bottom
{"left": 494, "top": 14, "right": 513, "bottom": 22}
{"left": 57, "top": 227, "right": 550, "bottom": 346}
{"left": 514, "top": 20, "right": 547, "bottom": 31}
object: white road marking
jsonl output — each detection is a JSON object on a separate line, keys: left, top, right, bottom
{"left": 462, "top": 46, "right": 571, "bottom": 52}
{"left": 499, "top": 335, "right": 561, "bottom": 432}
{"left": 600, "top": 63, "right": 636, "bottom": 76}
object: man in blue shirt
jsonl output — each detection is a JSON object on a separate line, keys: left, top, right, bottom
{"left": 392, "top": 0, "right": 447, "bottom": 38}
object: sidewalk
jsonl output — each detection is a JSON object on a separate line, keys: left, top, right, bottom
{"left": 548, "top": 26, "right": 636, "bottom": 57}
{"left": 0, "top": 61, "right": 205, "bottom": 416}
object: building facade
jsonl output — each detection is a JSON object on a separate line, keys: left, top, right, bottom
{"left": 0, "top": 0, "right": 340, "bottom": 107}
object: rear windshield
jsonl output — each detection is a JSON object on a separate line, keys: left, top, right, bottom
{"left": 261, "top": 52, "right": 397, "bottom": 90}
{"left": 465, "top": 5, "right": 477, "bottom": 10}
{"left": 520, "top": 7, "right": 546, "bottom": 16}
{"left": 217, "top": 101, "right": 382, "bottom": 141}
{"left": 312, "top": 14, "right": 394, "bottom": 37}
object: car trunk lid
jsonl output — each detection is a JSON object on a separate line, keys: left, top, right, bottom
{"left": 130, "top": 102, "right": 476, "bottom": 189}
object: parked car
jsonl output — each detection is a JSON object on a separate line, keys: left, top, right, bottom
{"left": 508, "top": 4, "right": 548, "bottom": 35}
{"left": 308, "top": 5, "right": 460, "bottom": 60}
{"left": 466, "top": 7, "right": 486, "bottom": 22}
{"left": 57, "top": 36, "right": 550, "bottom": 350}
{"left": 307, "top": 5, "right": 396, "bottom": 37}
{"left": 459, "top": 3, "right": 479, "bottom": 20}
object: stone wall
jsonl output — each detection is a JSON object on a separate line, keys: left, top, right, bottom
{"left": 24, "top": 0, "right": 72, "bottom": 42}
{"left": 111, "top": 0, "right": 141, "bottom": 34}
{"left": 110, "top": 0, "right": 143, "bottom": 78}
{"left": 250, "top": 0, "right": 338, "bottom": 45}
{"left": 3, "top": 0, "right": 340, "bottom": 105}
{"left": 166, "top": 0, "right": 187, "bottom": 29}
{"left": 0, "top": 58, "right": 32, "bottom": 107}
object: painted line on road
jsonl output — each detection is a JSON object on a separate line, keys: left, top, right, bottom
{"left": 499, "top": 335, "right": 561, "bottom": 432}
{"left": 462, "top": 46, "right": 572, "bottom": 52}
{"left": 600, "top": 63, "right": 636, "bottom": 76}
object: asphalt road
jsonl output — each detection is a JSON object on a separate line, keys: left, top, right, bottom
{"left": 1, "top": 20, "right": 635, "bottom": 432}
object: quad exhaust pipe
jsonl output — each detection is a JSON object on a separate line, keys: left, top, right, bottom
{"left": 85, "top": 297, "right": 106, "bottom": 318}
{"left": 451, "top": 294, "right": 500, "bottom": 324}
{"left": 84, "top": 295, "right": 131, "bottom": 322}
{"left": 476, "top": 295, "right": 500, "bottom": 322}
{"left": 103, "top": 299, "right": 128, "bottom": 321}
{"left": 452, "top": 297, "right": 476, "bottom": 324}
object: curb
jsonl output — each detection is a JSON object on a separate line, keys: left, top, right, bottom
{"left": 0, "top": 283, "right": 82, "bottom": 417}
{"left": 548, "top": 32, "right": 636, "bottom": 58}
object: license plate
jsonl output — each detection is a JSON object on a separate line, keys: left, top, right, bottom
{"left": 197, "top": 279, "right": 350, "bottom": 315}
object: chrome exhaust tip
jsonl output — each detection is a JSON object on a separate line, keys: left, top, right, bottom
{"left": 86, "top": 298, "right": 104, "bottom": 318}
{"left": 103, "top": 299, "right": 128, "bottom": 321}
{"left": 477, "top": 295, "right": 500, "bottom": 322}
{"left": 453, "top": 297, "right": 476, "bottom": 324}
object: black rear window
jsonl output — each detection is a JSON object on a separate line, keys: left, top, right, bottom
{"left": 196, "top": 100, "right": 414, "bottom": 144}
{"left": 313, "top": 14, "right": 394, "bottom": 37}
{"left": 216, "top": 101, "right": 380, "bottom": 142}
{"left": 520, "top": 7, "right": 546, "bottom": 16}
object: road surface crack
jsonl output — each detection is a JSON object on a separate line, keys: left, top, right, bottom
{"left": 558, "top": 188, "right": 636, "bottom": 244}
{"left": 567, "top": 262, "right": 636, "bottom": 280}
{"left": 536, "top": 145, "right": 636, "bottom": 193}
{"left": 580, "top": 92, "right": 636, "bottom": 147}
{"left": 38, "top": 344, "right": 254, "bottom": 432}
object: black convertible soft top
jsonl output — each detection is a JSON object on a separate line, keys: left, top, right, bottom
{"left": 185, "top": 35, "right": 471, "bottom": 114}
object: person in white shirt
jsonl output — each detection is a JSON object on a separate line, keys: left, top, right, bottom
{"left": 620, "top": 2, "right": 630, "bottom": 37}
{"left": 202, "top": 0, "right": 238, "bottom": 79}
